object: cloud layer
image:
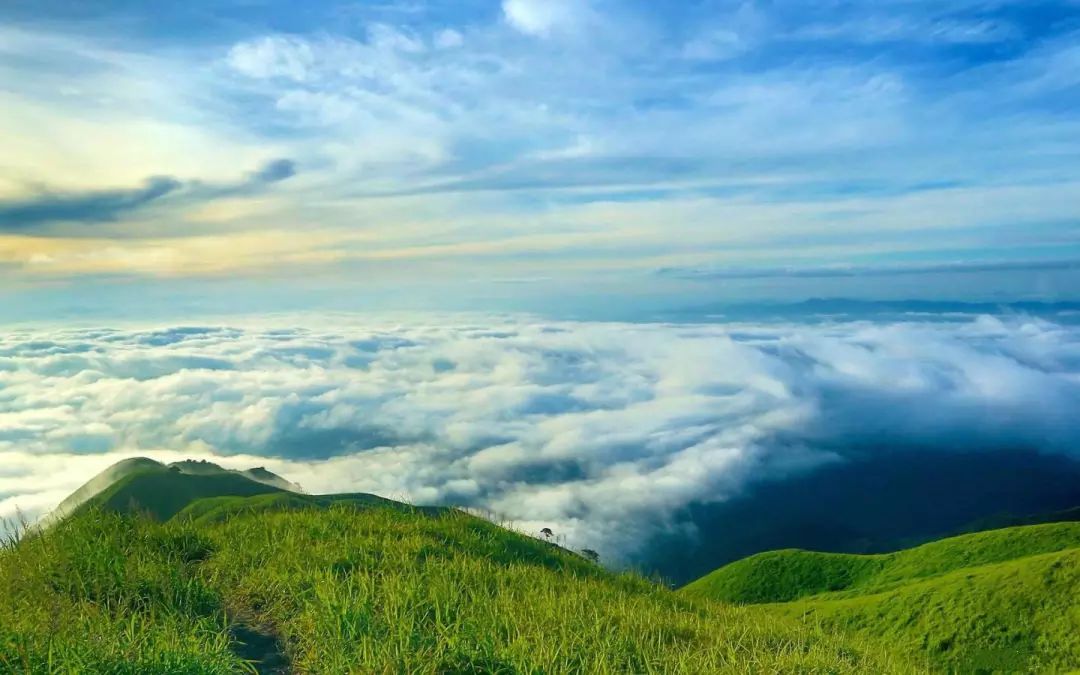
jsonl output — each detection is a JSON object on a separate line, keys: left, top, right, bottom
{"left": 2, "top": 313, "right": 1079, "bottom": 559}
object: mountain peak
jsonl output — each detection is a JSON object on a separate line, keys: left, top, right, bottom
{"left": 44, "top": 456, "right": 303, "bottom": 525}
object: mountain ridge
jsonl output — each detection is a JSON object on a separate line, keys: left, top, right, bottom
{"left": 42, "top": 456, "right": 303, "bottom": 526}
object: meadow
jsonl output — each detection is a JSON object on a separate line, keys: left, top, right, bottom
{"left": 683, "top": 523, "right": 1080, "bottom": 672}
{"left": 0, "top": 504, "right": 901, "bottom": 674}
{"left": 5, "top": 460, "right": 1078, "bottom": 673}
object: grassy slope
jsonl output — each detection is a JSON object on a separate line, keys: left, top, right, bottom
{"left": 781, "top": 548, "right": 1080, "bottom": 672}
{"left": 0, "top": 513, "right": 240, "bottom": 674}
{"left": 682, "top": 523, "right": 1080, "bottom": 672}
{"left": 175, "top": 491, "right": 439, "bottom": 526}
{"left": 16, "top": 468, "right": 1079, "bottom": 673}
{"left": 682, "top": 522, "right": 1080, "bottom": 603}
{"left": 0, "top": 505, "right": 901, "bottom": 674}
{"left": 84, "top": 468, "right": 284, "bottom": 522}
{"left": 682, "top": 550, "right": 886, "bottom": 604}
{"left": 44, "top": 458, "right": 166, "bottom": 524}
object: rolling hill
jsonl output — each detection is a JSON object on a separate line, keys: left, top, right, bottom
{"left": 782, "top": 547, "right": 1080, "bottom": 672}
{"left": 682, "top": 523, "right": 1080, "bottom": 671}
{"left": 7, "top": 457, "right": 1079, "bottom": 672}
{"left": 57, "top": 458, "right": 425, "bottom": 530}
{"left": 43, "top": 457, "right": 167, "bottom": 524}
{"left": 681, "top": 522, "right": 1080, "bottom": 603}
{"left": 1, "top": 467, "right": 899, "bottom": 674}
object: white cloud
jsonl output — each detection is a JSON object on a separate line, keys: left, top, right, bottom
{"left": 793, "top": 15, "right": 1020, "bottom": 46}
{"left": 1, "top": 313, "right": 1078, "bottom": 560}
{"left": 0, "top": 27, "right": 281, "bottom": 195}
{"left": 502, "top": 0, "right": 590, "bottom": 38}
{"left": 227, "top": 35, "right": 316, "bottom": 81}
{"left": 434, "top": 28, "right": 464, "bottom": 49}
{"left": 682, "top": 29, "right": 745, "bottom": 61}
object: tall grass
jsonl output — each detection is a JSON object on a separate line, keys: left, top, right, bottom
{"left": 682, "top": 523, "right": 1080, "bottom": 671}
{"left": 683, "top": 522, "right": 1080, "bottom": 604}
{"left": 781, "top": 548, "right": 1080, "bottom": 672}
{"left": 0, "top": 505, "right": 903, "bottom": 673}
{"left": 0, "top": 511, "right": 246, "bottom": 674}
{"left": 199, "top": 505, "right": 901, "bottom": 673}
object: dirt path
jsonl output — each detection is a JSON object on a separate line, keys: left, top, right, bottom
{"left": 229, "top": 617, "right": 291, "bottom": 674}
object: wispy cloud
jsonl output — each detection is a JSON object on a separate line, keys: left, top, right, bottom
{"left": 0, "top": 1, "right": 1076, "bottom": 298}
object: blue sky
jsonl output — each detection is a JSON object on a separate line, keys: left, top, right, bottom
{"left": 1, "top": 0, "right": 1078, "bottom": 319}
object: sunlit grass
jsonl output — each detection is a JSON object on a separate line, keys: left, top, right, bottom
{"left": 0, "top": 512, "right": 244, "bottom": 674}
{"left": 0, "top": 506, "right": 903, "bottom": 674}
{"left": 682, "top": 523, "right": 1080, "bottom": 672}
{"left": 682, "top": 522, "right": 1080, "bottom": 604}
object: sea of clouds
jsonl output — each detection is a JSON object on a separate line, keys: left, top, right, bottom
{"left": 2, "top": 313, "right": 1078, "bottom": 559}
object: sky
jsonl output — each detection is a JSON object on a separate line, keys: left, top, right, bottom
{"left": 2, "top": 1, "right": 1080, "bottom": 560}
{"left": 1, "top": 0, "right": 1079, "bottom": 319}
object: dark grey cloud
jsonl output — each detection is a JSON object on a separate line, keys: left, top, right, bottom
{"left": 200, "top": 158, "right": 298, "bottom": 199}
{"left": 0, "top": 158, "right": 297, "bottom": 230}
{"left": 0, "top": 176, "right": 182, "bottom": 229}
{"left": 249, "top": 158, "right": 297, "bottom": 184}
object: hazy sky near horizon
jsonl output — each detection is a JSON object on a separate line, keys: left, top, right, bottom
{"left": 1, "top": 0, "right": 1079, "bottom": 317}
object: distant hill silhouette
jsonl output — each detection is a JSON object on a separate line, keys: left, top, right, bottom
{"left": 663, "top": 297, "right": 1080, "bottom": 322}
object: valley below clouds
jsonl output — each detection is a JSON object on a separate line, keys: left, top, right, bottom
{"left": 2, "top": 312, "right": 1078, "bottom": 561}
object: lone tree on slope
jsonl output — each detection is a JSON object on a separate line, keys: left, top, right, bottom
{"left": 540, "top": 527, "right": 554, "bottom": 540}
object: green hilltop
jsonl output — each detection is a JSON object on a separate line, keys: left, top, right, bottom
{"left": 3, "top": 457, "right": 1079, "bottom": 673}
{"left": 87, "top": 469, "right": 285, "bottom": 522}
{"left": 681, "top": 523, "right": 1080, "bottom": 671}
{"left": 45, "top": 458, "right": 305, "bottom": 526}
{"left": 62, "top": 458, "right": 442, "bottom": 526}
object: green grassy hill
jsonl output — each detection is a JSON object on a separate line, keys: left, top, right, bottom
{"left": 66, "top": 458, "right": 422, "bottom": 527}
{"left": 780, "top": 547, "right": 1080, "bottom": 672}
{"left": 44, "top": 457, "right": 305, "bottom": 526}
{"left": 682, "top": 523, "right": 1080, "bottom": 671}
{"left": 42, "top": 457, "right": 166, "bottom": 525}
{"left": 0, "top": 504, "right": 900, "bottom": 673}
{"left": 682, "top": 522, "right": 1080, "bottom": 603}
{"left": 8, "top": 458, "right": 1079, "bottom": 673}
{"left": 175, "top": 490, "right": 444, "bottom": 526}
{"left": 83, "top": 468, "right": 287, "bottom": 522}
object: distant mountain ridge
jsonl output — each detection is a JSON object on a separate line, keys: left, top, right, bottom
{"left": 665, "top": 297, "right": 1080, "bottom": 322}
